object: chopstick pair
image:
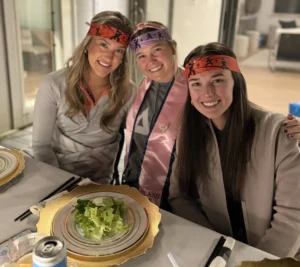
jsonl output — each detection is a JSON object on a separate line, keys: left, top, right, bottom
{"left": 14, "top": 176, "right": 82, "bottom": 222}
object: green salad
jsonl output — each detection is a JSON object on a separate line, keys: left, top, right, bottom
{"left": 74, "top": 197, "right": 132, "bottom": 240}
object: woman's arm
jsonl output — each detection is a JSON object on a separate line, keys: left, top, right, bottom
{"left": 256, "top": 127, "right": 300, "bottom": 258}
{"left": 168, "top": 148, "right": 213, "bottom": 229}
{"left": 32, "top": 75, "right": 59, "bottom": 167}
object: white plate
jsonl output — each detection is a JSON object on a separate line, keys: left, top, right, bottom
{"left": 52, "top": 192, "right": 149, "bottom": 257}
{"left": 0, "top": 150, "right": 19, "bottom": 179}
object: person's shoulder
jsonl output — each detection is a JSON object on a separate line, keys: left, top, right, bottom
{"left": 253, "top": 108, "right": 285, "bottom": 126}
{"left": 176, "top": 67, "right": 186, "bottom": 81}
{"left": 177, "top": 67, "right": 185, "bottom": 75}
{"left": 41, "top": 68, "right": 67, "bottom": 86}
{"left": 252, "top": 107, "right": 285, "bottom": 136}
{"left": 37, "top": 68, "right": 67, "bottom": 100}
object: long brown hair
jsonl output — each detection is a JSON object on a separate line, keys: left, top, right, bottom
{"left": 65, "top": 11, "right": 133, "bottom": 132}
{"left": 177, "top": 42, "right": 256, "bottom": 200}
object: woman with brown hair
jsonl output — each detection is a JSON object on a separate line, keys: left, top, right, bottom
{"left": 169, "top": 42, "right": 300, "bottom": 258}
{"left": 32, "top": 11, "right": 136, "bottom": 183}
{"left": 122, "top": 21, "right": 187, "bottom": 210}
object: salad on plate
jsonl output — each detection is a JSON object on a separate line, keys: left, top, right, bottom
{"left": 74, "top": 197, "right": 132, "bottom": 240}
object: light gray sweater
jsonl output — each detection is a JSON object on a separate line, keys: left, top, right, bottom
{"left": 32, "top": 68, "right": 136, "bottom": 183}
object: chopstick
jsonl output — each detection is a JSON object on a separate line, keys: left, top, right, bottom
{"left": 204, "top": 236, "right": 226, "bottom": 267}
{"left": 14, "top": 176, "right": 76, "bottom": 221}
{"left": 61, "top": 177, "right": 83, "bottom": 192}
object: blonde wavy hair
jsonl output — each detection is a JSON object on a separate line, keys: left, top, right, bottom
{"left": 131, "top": 21, "right": 178, "bottom": 77}
{"left": 65, "top": 11, "right": 133, "bottom": 132}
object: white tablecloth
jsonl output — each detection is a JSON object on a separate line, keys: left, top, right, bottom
{"left": 0, "top": 155, "right": 278, "bottom": 266}
{"left": 0, "top": 155, "right": 76, "bottom": 242}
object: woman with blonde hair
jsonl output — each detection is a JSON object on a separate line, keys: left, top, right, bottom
{"left": 32, "top": 11, "right": 136, "bottom": 183}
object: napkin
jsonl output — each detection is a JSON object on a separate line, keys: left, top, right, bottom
{"left": 209, "top": 237, "right": 235, "bottom": 267}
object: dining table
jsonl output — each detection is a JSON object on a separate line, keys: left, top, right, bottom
{"left": 0, "top": 149, "right": 278, "bottom": 267}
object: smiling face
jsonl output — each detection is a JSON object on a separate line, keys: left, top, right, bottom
{"left": 87, "top": 36, "right": 126, "bottom": 78}
{"left": 188, "top": 69, "right": 234, "bottom": 130}
{"left": 135, "top": 41, "right": 175, "bottom": 83}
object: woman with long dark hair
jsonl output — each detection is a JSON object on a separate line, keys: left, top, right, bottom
{"left": 169, "top": 42, "right": 300, "bottom": 258}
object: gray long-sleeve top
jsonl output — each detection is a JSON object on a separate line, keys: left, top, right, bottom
{"left": 32, "top": 68, "right": 136, "bottom": 183}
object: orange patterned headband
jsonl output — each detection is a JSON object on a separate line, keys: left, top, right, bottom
{"left": 87, "top": 23, "right": 130, "bottom": 46}
{"left": 184, "top": 55, "right": 241, "bottom": 79}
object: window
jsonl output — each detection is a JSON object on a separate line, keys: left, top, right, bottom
{"left": 274, "top": 0, "right": 300, "bottom": 14}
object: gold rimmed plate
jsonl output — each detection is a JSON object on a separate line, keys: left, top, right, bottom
{"left": 0, "top": 149, "right": 25, "bottom": 188}
{"left": 52, "top": 192, "right": 149, "bottom": 256}
{"left": 0, "top": 150, "right": 19, "bottom": 179}
{"left": 37, "top": 184, "right": 161, "bottom": 267}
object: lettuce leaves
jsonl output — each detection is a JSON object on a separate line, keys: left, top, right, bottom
{"left": 74, "top": 197, "right": 131, "bottom": 240}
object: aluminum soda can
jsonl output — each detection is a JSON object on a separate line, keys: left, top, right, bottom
{"left": 32, "top": 236, "right": 67, "bottom": 267}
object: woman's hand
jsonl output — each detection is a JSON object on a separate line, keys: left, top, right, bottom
{"left": 283, "top": 114, "right": 300, "bottom": 140}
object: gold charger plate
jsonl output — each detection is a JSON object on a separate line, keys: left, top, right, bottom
{"left": 0, "top": 149, "right": 25, "bottom": 187}
{"left": 237, "top": 258, "right": 300, "bottom": 267}
{"left": 37, "top": 184, "right": 161, "bottom": 267}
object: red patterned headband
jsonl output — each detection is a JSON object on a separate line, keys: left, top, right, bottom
{"left": 87, "top": 23, "right": 130, "bottom": 47}
{"left": 185, "top": 55, "right": 241, "bottom": 79}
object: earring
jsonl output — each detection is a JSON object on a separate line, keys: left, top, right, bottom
{"left": 84, "top": 50, "right": 88, "bottom": 54}
{"left": 191, "top": 100, "right": 193, "bottom": 105}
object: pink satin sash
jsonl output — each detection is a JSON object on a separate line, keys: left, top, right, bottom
{"left": 125, "top": 68, "right": 188, "bottom": 206}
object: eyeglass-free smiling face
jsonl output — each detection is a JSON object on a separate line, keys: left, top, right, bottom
{"left": 87, "top": 36, "right": 126, "bottom": 78}
{"left": 135, "top": 41, "right": 175, "bottom": 83}
{"left": 188, "top": 69, "right": 234, "bottom": 130}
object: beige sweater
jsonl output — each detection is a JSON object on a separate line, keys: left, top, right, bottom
{"left": 32, "top": 69, "right": 136, "bottom": 183}
{"left": 169, "top": 108, "right": 300, "bottom": 258}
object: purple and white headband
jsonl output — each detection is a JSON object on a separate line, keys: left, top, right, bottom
{"left": 130, "top": 29, "right": 172, "bottom": 53}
